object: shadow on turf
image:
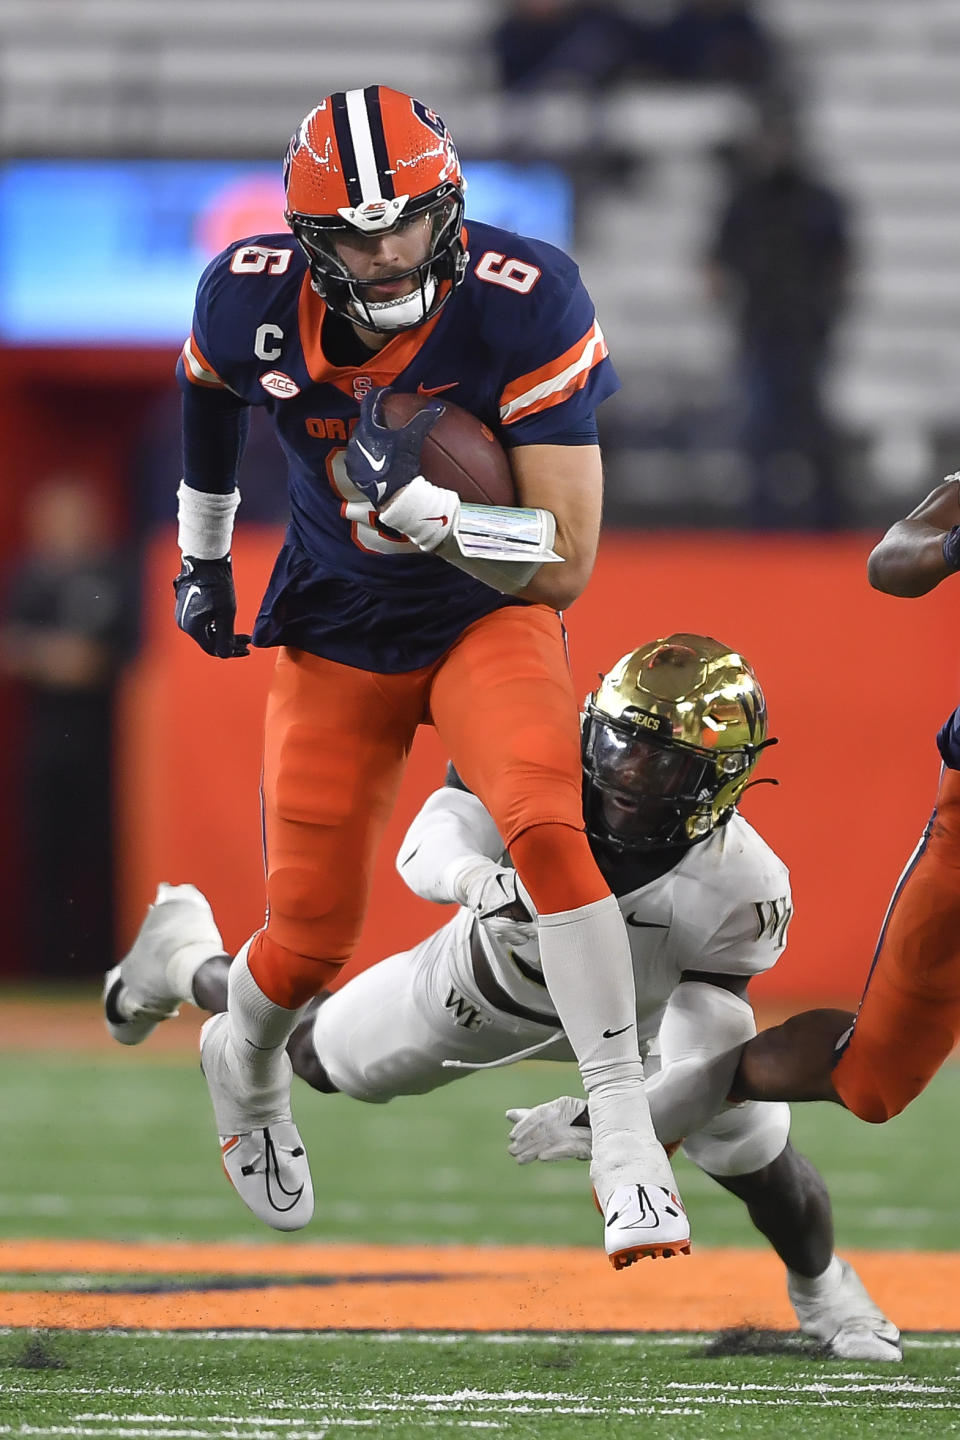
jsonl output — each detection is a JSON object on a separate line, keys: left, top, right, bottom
{"left": 10, "top": 1333, "right": 68, "bottom": 1370}
{"left": 702, "top": 1328, "right": 828, "bottom": 1359}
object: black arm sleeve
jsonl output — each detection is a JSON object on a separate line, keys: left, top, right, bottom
{"left": 179, "top": 363, "right": 251, "bottom": 495}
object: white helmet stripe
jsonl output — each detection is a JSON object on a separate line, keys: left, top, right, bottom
{"left": 345, "top": 87, "right": 383, "bottom": 204}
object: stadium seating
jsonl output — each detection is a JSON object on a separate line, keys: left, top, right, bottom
{"left": 2, "top": 0, "right": 957, "bottom": 517}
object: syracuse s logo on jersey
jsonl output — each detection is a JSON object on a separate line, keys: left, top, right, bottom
{"left": 353, "top": 376, "right": 374, "bottom": 401}
{"left": 260, "top": 371, "right": 301, "bottom": 400}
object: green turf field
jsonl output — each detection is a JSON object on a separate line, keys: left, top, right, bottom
{"left": 3, "top": 1047, "right": 959, "bottom": 1438}
{"left": 4, "top": 1331, "right": 960, "bottom": 1438}
{"left": 5, "top": 1324, "right": 960, "bottom": 1440}
{"left": 0, "top": 1050, "right": 954, "bottom": 1249}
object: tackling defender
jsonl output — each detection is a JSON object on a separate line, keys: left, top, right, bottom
{"left": 171, "top": 84, "right": 681, "bottom": 1258}
{"left": 105, "top": 634, "right": 899, "bottom": 1355}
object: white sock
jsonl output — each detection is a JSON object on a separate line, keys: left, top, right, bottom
{"left": 167, "top": 941, "right": 225, "bottom": 1005}
{"left": 226, "top": 939, "right": 304, "bottom": 1092}
{"left": 788, "top": 1255, "right": 843, "bottom": 1297}
{"left": 537, "top": 893, "right": 676, "bottom": 1204}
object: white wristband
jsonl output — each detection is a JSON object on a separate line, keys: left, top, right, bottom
{"left": 177, "top": 480, "right": 241, "bottom": 559}
{"left": 378, "top": 475, "right": 460, "bottom": 551}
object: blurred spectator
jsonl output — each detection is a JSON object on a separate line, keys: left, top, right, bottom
{"left": 492, "top": 0, "right": 639, "bottom": 92}
{"left": 493, "top": 1, "right": 786, "bottom": 99}
{"left": 705, "top": 120, "right": 853, "bottom": 528}
{"left": 0, "top": 478, "right": 138, "bottom": 978}
{"left": 653, "top": 0, "right": 782, "bottom": 95}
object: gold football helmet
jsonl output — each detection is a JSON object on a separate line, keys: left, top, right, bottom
{"left": 581, "top": 633, "right": 772, "bottom": 852}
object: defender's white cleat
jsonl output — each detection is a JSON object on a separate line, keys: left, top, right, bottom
{"left": 104, "top": 883, "right": 225, "bottom": 1045}
{"left": 788, "top": 1258, "right": 902, "bottom": 1362}
{"left": 200, "top": 1013, "right": 314, "bottom": 1232}
{"left": 603, "top": 1183, "right": 691, "bottom": 1268}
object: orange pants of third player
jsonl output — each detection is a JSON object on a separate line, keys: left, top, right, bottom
{"left": 833, "top": 764, "right": 960, "bottom": 1122}
{"left": 249, "top": 603, "right": 610, "bottom": 1008}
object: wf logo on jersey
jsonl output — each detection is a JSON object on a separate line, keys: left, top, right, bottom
{"left": 443, "top": 987, "right": 490, "bottom": 1033}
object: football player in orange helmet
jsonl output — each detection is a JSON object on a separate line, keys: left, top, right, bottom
{"left": 168, "top": 85, "right": 685, "bottom": 1259}
{"left": 283, "top": 90, "right": 467, "bottom": 335}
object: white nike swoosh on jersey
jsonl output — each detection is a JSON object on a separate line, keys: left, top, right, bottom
{"left": 356, "top": 441, "right": 386, "bottom": 472}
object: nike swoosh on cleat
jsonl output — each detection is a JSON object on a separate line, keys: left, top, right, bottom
{"left": 356, "top": 441, "right": 386, "bottom": 472}
{"left": 263, "top": 1127, "right": 306, "bottom": 1213}
{"left": 602, "top": 1023, "right": 633, "bottom": 1039}
{"left": 417, "top": 381, "right": 458, "bottom": 395}
{"left": 625, "top": 915, "right": 669, "bottom": 928}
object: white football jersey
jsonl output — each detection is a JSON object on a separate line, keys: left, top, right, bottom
{"left": 398, "top": 788, "right": 792, "bottom": 1047}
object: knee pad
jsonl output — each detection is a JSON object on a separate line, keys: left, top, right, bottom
{"left": 248, "top": 930, "right": 342, "bottom": 1010}
{"left": 832, "top": 1056, "right": 911, "bottom": 1123}
{"left": 265, "top": 864, "right": 358, "bottom": 968}
{"left": 269, "top": 865, "right": 332, "bottom": 923}
{"left": 682, "top": 1100, "right": 791, "bottom": 1177}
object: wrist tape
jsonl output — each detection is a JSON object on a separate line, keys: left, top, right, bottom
{"left": 177, "top": 481, "right": 241, "bottom": 560}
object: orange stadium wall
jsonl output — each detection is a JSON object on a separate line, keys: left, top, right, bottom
{"left": 118, "top": 527, "right": 960, "bottom": 1005}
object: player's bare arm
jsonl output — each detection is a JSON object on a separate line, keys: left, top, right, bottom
{"left": 508, "top": 443, "right": 604, "bottom": 609}
{"left": 729, "top": 1008, "right": 855, "bottom": 1106}
{"left": 867, "top": 474, "right": 960, "bottom": 597}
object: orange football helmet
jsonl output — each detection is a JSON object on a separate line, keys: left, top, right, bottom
{"left": 283, "top": 86, "right": 467, "bottom": 333}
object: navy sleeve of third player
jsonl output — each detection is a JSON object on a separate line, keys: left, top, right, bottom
{"left": 177, "top": 363, "right": 251, "bottom": 495}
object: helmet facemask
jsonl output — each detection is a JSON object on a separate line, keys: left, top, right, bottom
{"left": 582, "top": 707, "right": 755, "bottom": 852}
{"left": 288, "top": 187, "right": 465, "bottom": 334}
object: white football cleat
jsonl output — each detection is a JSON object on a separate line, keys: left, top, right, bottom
{"left": 603, "top": 1183, "right": 691, "bottom": 1268}
{"left": 788, "top": 1259, "right": 902, "bottom": 1362}
{"left": 200, "top": 1012, "right": 314, "bottom": 1232}
{"left": 104, "top": 883, "right": 225, "bottom": 1045}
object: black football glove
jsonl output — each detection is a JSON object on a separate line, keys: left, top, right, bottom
{"left": 344, "top": 385, "right": 445, "bottom": 508}
{"left": 173, "top": 555, "right": 251, "bottom": 659}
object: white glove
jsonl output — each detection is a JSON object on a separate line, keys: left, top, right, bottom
{"left": 379, "top": 474, "right": 459, "bottom": 551}
{"left": 506, "top": 1096, "right": 592, "bottom": 1164}
{"left": 445, "top": 856, "right": 537, "bottom": 948}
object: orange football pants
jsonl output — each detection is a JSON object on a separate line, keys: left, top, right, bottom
{"left": 832, "top": 764, "right": 960, "bottom": 1122}
{"left": 248, "top": 603, "right": 609, "bottom": 1007}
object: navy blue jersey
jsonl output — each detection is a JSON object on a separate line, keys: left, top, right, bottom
{"left": 178, "top": 220, "right": 619, "bottom": 672}
{"left": 937, "top": 707, "right": 960, "bottom": 771}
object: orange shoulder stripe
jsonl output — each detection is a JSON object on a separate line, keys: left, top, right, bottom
{"left": 181, "top": 331, "right": 227, "bottom": 388}
{"left": 499, "top": 320, "right": 608, "bottom": 426}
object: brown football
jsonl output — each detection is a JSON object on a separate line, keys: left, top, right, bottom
{"left": 380, "top": 391, "right": 516, "bottom": 507}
